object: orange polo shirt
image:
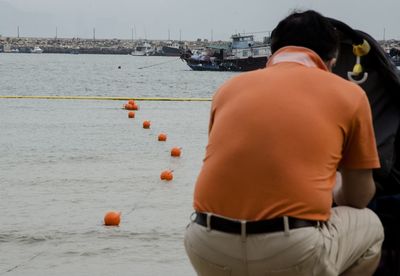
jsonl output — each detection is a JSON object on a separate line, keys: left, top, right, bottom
{"left": 193, "top": 46, "right": 380, "bottom": 221}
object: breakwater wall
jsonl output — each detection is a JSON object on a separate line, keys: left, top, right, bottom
{"left": 0, "top": 36, "right": 214, "bottom": 55}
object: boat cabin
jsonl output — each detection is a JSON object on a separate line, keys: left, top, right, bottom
{"left": 231, "top": 34, "right": 255, "bottom": 49}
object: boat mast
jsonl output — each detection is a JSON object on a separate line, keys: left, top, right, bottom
{"left": 134, "top": 24, "right": 137, "bottom": 40}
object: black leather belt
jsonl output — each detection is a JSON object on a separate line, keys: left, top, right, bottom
{"left": 194, "top": 212, "right": 319, "bottom": 235}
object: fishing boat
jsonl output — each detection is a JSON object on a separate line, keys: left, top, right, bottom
{"left": 180, "top": 34, "right": 271, "bottom": 72}
{"left": 391, "top": 56, "right": 400, "bottom": 67}
{"left": 31, "top": 46, "right": 43, "bottom": 54}
{"left": 131, "top": 41, "right": 154, "bottom": 56}
{"left": 161, "top": 41, "right": 184, "bottom": 56}
{"left": 387, "top": 47, "right": 400, "bottom": 68}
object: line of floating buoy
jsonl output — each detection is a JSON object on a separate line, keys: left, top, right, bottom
{"left": 122, "top": 101, "right": 182, "bottom": 180}
{"left": 104, "top": 98, "right": 186, "bottom": 226}
{"left": 104, "top": 99, "right": 141, "bottom": 227}
{"left": 0, "top": 95, "right": 212, "bottom": 101}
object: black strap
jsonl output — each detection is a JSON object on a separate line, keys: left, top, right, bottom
{"left": 194, "top": 212, "right": 319, "bottom": 235}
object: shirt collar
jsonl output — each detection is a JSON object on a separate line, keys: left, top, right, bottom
{"left": 267, "top": 46, "right": 329, "bottom": 71}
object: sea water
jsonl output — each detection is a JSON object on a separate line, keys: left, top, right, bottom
{"left": 0, "top": 54, "right": 235, "bottom": 276}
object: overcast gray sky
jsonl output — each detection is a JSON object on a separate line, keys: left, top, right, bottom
{"left": 0, "top": 0, "right": 399, "bottom": 41}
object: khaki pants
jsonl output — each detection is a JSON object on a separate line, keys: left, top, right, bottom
{"left": 184, "top": 207, "right": 384, "bottom": 276}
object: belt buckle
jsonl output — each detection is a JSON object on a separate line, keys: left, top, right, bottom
{"left": 206, "top": 213, "right": 212, "bottom": 232}
{"left": 283, "top": 216, "right": 290, "bottom": 236}
{"left": 190, "top": 212, "right": 197, "bottom": 222}
{"left": 240, "top": 220, "right": 246, "bottom": 241}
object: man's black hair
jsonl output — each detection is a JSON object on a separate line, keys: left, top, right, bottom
{"left": 271, "top": 10, "right": 339, "bottom": 61}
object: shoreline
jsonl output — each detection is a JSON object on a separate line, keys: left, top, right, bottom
{"left": 0, "top": 36, "right": 226, "bottom": 55}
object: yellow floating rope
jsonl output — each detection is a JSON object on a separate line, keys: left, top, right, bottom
{"left": 0, "top": 95, "right": 212, "bottom": 101}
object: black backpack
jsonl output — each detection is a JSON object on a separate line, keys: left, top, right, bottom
{"left": 329, "top": 18, "right": 400, "bottom": 275}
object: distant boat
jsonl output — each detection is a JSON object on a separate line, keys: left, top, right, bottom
{"left": 31, "top": 46, "right": 43, "bottom": 54}
{"left": 391, "top": 56, "right": 400, "bottom": 67}
{"left": 388, "top": 47, "right": 400, "bottom": 68}
{"left": 181, "top": 34, "right": 270, "bottom": 71}
{"left": 67, "top": 47, "right": 80, "bottom": 55}
{"left": 160, "top": 41, "right": 184, "bottom": 56}
{"left": 131, "top": 41, "right": 154, "bottom": 56}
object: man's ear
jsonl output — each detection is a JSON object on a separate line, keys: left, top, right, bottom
{"left": 326, "top": 58, "right": 337, "bottom": 71}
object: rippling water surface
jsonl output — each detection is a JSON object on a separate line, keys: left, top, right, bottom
{"left": 0, "top": 53, "right": 236, "bottom": 275}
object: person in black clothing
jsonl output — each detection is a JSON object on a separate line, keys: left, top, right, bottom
{"left": 330, "top": 18, "right": 400, "bottom": 276}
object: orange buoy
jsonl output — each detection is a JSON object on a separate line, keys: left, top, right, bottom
{"left": 104, "top": 211, "right": 121, "bottom": 226}
{"left": 171, "top": 147, "right": 182, "bottom": 157}
{"left": 143, "top": 120, "right": 151, "bottom": 129}
{"left": 128, "top": 99, "right": 135, "bottom": 105}
{"left": 125, "top": 104, "right": 134, "bottom": 110}
{"left": 132, "top": 104, "right": 139, "bottom": 110}
{"left": 158, "top": 133, "right": 167, "bottom": 141}
{"left": 128, "top": 111, "right": 135, "bottom": 118}
{"left": 160, "top": 170, "right": 173, "bottom": 181}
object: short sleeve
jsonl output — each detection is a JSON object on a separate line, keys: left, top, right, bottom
{"left": 340, "top": 93, "right": 381, "bottom": 169}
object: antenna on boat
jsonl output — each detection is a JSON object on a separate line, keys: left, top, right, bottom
{"left": 55, "top": 27, "right": 58, "bottom": 39}
{"left": 168, "top": 29, "right": 170, "bottom": 40}
{"left": 93, "top": 27, "right": 96, "bottom": 41}
{"left": 17, "top": 26, "right": 20, "bottom": 38}
{"left": 211, "top": 29, "right": 213, "bottom": 42}
{"left": 134, "top": 24, "right": 137, "bottom": 40}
